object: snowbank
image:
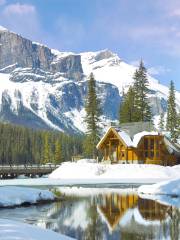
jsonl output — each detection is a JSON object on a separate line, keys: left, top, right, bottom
{"left": 138, "top": 178, "right": 180, "bottom": 207}
{"left": 138, "top": 178, "right": 180, "bottom": 196}
{"left": 0, "top": 186, "right": 55, "bottom": 207}
{"left": 49, "top": 161, "right": 180, "bottom": 184}
{"left": 76, "top": 158, "right": 97, "bottom": 164}
{"left": 0, "top": 219, "right": 75, "bottom": 240}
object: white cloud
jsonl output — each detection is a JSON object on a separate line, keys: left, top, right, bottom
{"left": 3, "top": 3, "right": 35, "bottom": 15}
{"left": 170, "top": 9, "right": 180, "bottom": 17}
{"left": 0, "top": 3, "right": 43, "bottom": 42}
{"left": 148, "top": 66, "right": 171, "bottom": 76}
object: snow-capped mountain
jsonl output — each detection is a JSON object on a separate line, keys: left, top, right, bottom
{"left": 0, "top": 26, "right": 179, "bottom": 134}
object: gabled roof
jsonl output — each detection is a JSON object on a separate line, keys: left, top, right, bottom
{"left": 164, "top": 136, "right": 180, "bottom": 155}
{"left": 97, "top": 127, "right": 180, "bottom": 156}
{"left": 97, "top": 127, "right": 160, "bottom": 149}
{"left": 132, "top": 131, "right": 159, "bottom": 147}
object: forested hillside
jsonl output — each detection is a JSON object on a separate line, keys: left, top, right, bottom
{"left": 0, "top": 123, "right": 83, "bottom": 165}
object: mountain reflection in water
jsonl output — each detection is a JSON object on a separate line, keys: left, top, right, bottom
{"left": 35, "top": 188, "right": 179, "bottom": 240}
{"left": 0, "top": 187, "right": 179, "bottom": 240}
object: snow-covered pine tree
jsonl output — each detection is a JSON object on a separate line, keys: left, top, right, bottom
{"left": 166, "top": 80, "right": 177, "bottom": 142}
{"left": 84, "top": 73, "right": 101, "bottom": 158}
{"left": 158, "top": 112, "right": 165, "bottom": 132}
{"left": 133, "top": 60, "right": 152, "bottom": 122}
{"left": 119, "top": 86, "right": 136, "bottom": 123}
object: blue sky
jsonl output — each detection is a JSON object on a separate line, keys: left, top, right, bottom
{"left": 0, "top": 0, "right": 180, "bottom": 90}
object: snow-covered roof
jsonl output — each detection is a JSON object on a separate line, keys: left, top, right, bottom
{"left": 97, "top": 127, "right": 180, "bottom": 155}
{"left": 164, "top": 137, "right": 180, "bottom": 155}
{"left": 132, "top": 131, "right": 159, "bottom": 147}
{"left": 97, "top": 128, "right": 160, "bottom": 148}
{"left": 118, "top": 130, "right": 160, "bottom": 147}
{"left": 120, "top": 129, "right": 160, "bottom": 147}
{"left": 117, "top": 130, "right": 133, "bottom": 147}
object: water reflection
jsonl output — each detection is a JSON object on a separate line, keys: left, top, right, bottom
{"left": 0, "top": 188, "right": 179, "bottom": 240}
{"left": 97, "top": 193, "right": 138, "bottom": 231}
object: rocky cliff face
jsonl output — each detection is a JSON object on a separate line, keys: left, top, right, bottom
{"left": 0, "top": 28, "right": 83, "bottom": 79}
{"left": 0, "top": 26, "right": 179, "bottom": 134}
{"left": 0, "top": 29, "right": 52, "bottom": 70}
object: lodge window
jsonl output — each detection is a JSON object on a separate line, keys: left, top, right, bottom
{"left": 144, "top": 138, "right": 156, "bottom": 159}
{"left": 144, "top": 139, "right": 148, "bottom": 150}
{"left": 150, "top": 151, "right": 154, "bottom": 158}
{"left": 150, "top": 139, "right": 154, "bottom": 150}
{"left": 156, "top": 140, "right": 159, "bottom": 149}
{"left": 145, "top": 151, "right": 148, "bottom": 157}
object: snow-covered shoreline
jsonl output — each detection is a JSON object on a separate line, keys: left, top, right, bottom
{"left": 0, "top": 186, "right": 56, "bottom": 208}
{"left": 0, "top": 219, "right": 75, "bottom": 240}
{"left": 138, "top": 178, "right": 180, "bottom": 196}
{"left": 49, "top": 160, "right": 180, "bottom": 184}
{"left": 138, "top": 178, "right": 180, "bottom": 207}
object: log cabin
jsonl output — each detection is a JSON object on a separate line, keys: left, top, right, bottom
{"left": 96, "top": 127, "right": 180, "bottom": 165}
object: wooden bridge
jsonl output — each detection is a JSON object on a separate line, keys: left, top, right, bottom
{"left": 0, "top": 164, "right": 59, "bottom": 179}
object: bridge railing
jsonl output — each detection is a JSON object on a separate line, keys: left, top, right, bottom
{"left": 0, "top": 164, "right": 60, "bottom": 179}
{"left": 0, "top": 164, "right": 59, "bottom": 175}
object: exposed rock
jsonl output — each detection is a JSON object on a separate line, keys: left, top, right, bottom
{"left": 0, "top": 27, "right": 179, "bottom": 134}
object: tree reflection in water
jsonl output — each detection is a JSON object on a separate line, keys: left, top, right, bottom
{"left": 34, "top": 189, "right": 179, "bottom": 240}
{"left": 0, "top": 188, "right": 178, "bottom": 240}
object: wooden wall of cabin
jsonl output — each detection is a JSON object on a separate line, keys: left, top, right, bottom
{"left": 136, "top": 135, "right": 177, "bottom": 165}
{"left": 99, "top": 131, "right": 178, "bottom": 165}
{"left": 100, "top": 130, "right": 120, "bottom": 162}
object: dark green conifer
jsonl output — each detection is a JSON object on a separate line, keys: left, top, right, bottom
{"left": 119, "top": 86, "right": 136, "bottom": 123}
{"left": 166, "top": 80, "right": 177, "bottom": 142}
{"left": 158, "top": 112, "right": 165, "bottom": 132}
{"left": 133, "top": 60, "right": 152, "bottom": 122}
{"left": 84, "top": 73, "right": 101, "bottom": 158}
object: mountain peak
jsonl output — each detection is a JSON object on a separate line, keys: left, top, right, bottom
{"left": 0, "top": 26, "right": 8, "bottom": 32}
{"left": 94, "top": 49, "right": 118, "bottom": 61}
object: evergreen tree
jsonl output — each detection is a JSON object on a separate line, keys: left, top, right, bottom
{"left": 84, "top": 73, "right": 101, "bottom": 158}
{"left": 158, "top": 112, "right": 165, "bottom": 132}
{"left": 43, "top": 133, "right": 50, "bottom": 163}
{"left": 166, "top": 80, "right": 177, "bottom": 142}
{"left": 133, "top": 60, "right": 152, "bottom": 122}
{"left": 0, "top": 123, "right": 83, "bottom": 165}
{"left": 119, "top": 86, "right": 136, "bottom": 123}
{"left": 54, "top": 139, "right": 61, "bottom": 164}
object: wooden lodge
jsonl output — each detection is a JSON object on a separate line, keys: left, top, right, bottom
{"left": 97, "top": 126, "right": 180, "bottom": 165}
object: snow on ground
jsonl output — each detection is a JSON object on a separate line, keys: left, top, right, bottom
{"left": 138, "top": 178, "right": 180, "bottom": 207}
{"left": 49, "top": 161, "right": 180, "bottom": 183}
{"left": 0, "top": 186, "right": 55, "bottom": 207}
{"left": 138, "top": 178, "right": 180, "bottom": 196}
{"left": 0, "top": 163, "right": 179, "bottom": 186}
{"left": 0, "top": 219, "right": 75, "bottom": 240}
